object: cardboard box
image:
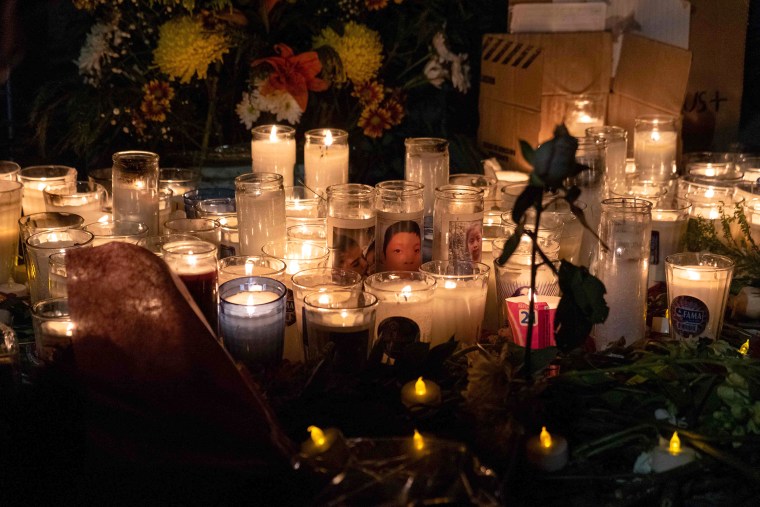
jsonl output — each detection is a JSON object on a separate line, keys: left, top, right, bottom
{"left": 478, "top": 31, "right": 691, "bottom": 169}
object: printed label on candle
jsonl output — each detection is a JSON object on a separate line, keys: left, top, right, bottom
{"left": 377, "top": 316, "right": 420, "bottom": 360}
{"left": 306, "top": 323, "right": 370, "bottom": 372}
{"left": 376, "top": 210, "right": 424, "bottom": 273}
{"left": 328, "top": 222, "right": 375, "bottom": 277}
{"left": 444, "top": 214, "right": 483, "bottom": 263}
{"left": 285, "top": 289, "right": 296, "bottom": 326}
{"left": 650, "top": 231, "right": 660, "bottom": 265}
{"left": 670, "top": 295, "right": 709, "bottom": 337}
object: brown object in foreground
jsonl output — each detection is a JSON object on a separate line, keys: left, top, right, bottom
{"left": 65, "top": 242, "right": 294, "bottom": 471}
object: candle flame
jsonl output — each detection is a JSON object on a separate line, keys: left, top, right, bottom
{"left": 415, "top": 377, "right": 427, "bottom": 396}
{"left": 401, "top": 285, "right": 412, "bottom": 302}
{"left": 540, "top": 426, "right": 552, "bottom": 448}
{"left": 444, "top": 280, "right": 457, "bottom": 289}
{"left": 650, "top": 131, "right": 661, "bottom": 142}
{"left": 269, "top": 125, "right": 278, "bottom": 142}
{"left": 318, "top": 293, "right": 330, "bottom": 305}
{"left": 324, "top": 129, "right": 333, "bottom": 147}
{"left": 340, "top": 309, "right": 348, "bottom": 319}
{"left": 246, "top": 294, "right": 255, "bottom": 306}
{"left": 668, "top": 431, "right": 681, "bottom": 455}
{"left": 413, "top": 429, "right": 424, "bottom": 451}
{"left": 308, "top": 425, "right": 326, "bottom": 447}
{"left": 65, "top": 322, "right": 75, "bottom": 337}
{"left": 739, "top": 340, "right": 750, "bottom": 356}
{"left": 705, "top": 187, "right": 715, "bottom": 199}
{"left": 244, "top": 260, "right": 254, "bottom": 276}
{"left": 685, "top": 269, "right": 701, "bottom": 281}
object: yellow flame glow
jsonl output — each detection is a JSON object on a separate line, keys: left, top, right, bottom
{"left": 413, "top": 429, "right": 424, "bottom": 451}
{"left": 540, "top": 426, "right": 552, "bottom": 448}
{"left": 308, "top": 425, "right": 326, "bottom": 447}
{"left": 739, "top": 340, "right": 750, "bottom": 356}
{"left": 269, "top": 125, "right": 278, "bottom": 142}
{"left": 324, "top": 129, "right": 333, "bottom": 147}
{"left": 415, "top": 377, "right": 427, "bottom": 396}
{"left": 669, "top": 432, "right": 681, "bottom": 455}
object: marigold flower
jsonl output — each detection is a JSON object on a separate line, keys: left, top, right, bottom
{"left": 351, "top": 81, "right": 384, "bottom": 107}
{"left": 384, "top": 95, "right": 405, "bottom": 126}
{"left": 365, "top": 0, "right": 388, "bottom": 10}
{"left": 314, "top": 22, "right": 383, "bottom": 85}
{"left": 358, "top": 105, "right": 392, "bottom": 138}
{"left": 253, "top": 44, "right": 328, "bottom": 112}
{"left": 143, "top": 80, "right": 175, "bottom": 105}
{"left": 153, "top": 16, "right": 230, "bottom": 84}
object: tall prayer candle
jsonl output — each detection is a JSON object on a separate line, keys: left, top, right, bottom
{"left": 304, "top": 129, "right": 349, "bottom": 197}
{"left": 235, "top": 172, "right": 286, "bottom": 256}
{"left": 112, "top": 151, "right": 160, "bottom": 235}
{"left": 251, "top": 125, "right": 296, "bottom": 188}
{"left": 634, "top": 115, "right": 678, "bottom": 181}
{"left": 162, "top": 240, "right": 219, "bottom": 329}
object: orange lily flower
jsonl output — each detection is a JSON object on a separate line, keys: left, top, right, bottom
{"left": 252, "top": 44, "right": 328, "bottom": 111}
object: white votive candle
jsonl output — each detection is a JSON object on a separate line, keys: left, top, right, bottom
{"left": 304, "top": 129, "right": 349, "bottom": 197}
{"left": 251, "top": 125, "right": 296, "bottom": 188}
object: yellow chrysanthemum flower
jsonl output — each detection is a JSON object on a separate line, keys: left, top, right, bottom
{"left": 153, "top": 16, "right": 230, "bottom": 84}
{"left": 314, "top": 22, "right": 383, "bottom": 85}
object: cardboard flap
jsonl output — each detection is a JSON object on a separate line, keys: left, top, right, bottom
{"left": 480, "top": 34, "right": 545, "bottom": 111}
{"left": 612, "top": 33, "right": 692, "bottom": 114}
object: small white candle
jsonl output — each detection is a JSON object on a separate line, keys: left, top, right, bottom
{"left": 634, "top": 130, "right": 677, "bottom": 176}
{"left": 304, "top": 129, "right": 349, "bottom": 197}
{"left": 566, "top": 113, "right": 603, "bottom": 138}
{"left": 364, "top": 275, "right": 435, "bottom": 345}
{"left": 401, "top": 376, "right": 441, "bottom": 408}
{"left": 251, "top": 125, "right": 296, "bottom": 188}
{"left": 526, "top": 426, "right": 568, "bottom": 472}
{"left": 651, "top": 432, "right": 696, "bottom": 473}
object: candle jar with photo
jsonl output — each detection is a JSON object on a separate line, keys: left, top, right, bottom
{"left": 665, "top": 253, "right": 734, "bottom": 341}
{"left": 592, "top": 198, "right": 652, "bottom": 350}
{"left": 162, "top": 239, "right": 219, "bottom": 329}
{"left": 374, "top": 180, "right": 424, "bottom": 273}
{"left": 251, "top": 125, "right": 296, "bottom": 188}
{"left": 404, "top": 138, "right": 449, "bottom": 262}
{"left": 364, "top": 271, "right": 436, "bottom": 357}
{"left": 649, "top": 197, "right": 691, "bottom": 287}
{"left": 634, "top": 115, "right": 678, "bottom": 182}
{"left": 235, "top": 172, "right": 286, "bottom": 256}
{"left": 302, "top": 290, "right": 378, "bottom": 372}
{"left": 563, "top": 94, "right": 605, "bottom": 138}
{"left": 432, "top": 185, "right": 484, "bottom": 263}
{"left": 587, "top": 125, "right": 627, "bottom": 187}
{"left": 218, "top": 276, "right": 287, "bottom": 371}
{"left": 304, "top": 128, "right": 349, "bottom": 197}
{"left": 419, "top": 260, "right": 489, "bottom": 346}
{"left": 112, "top": 151, "right": 160, "bottom": 235}
{"left": 327, "top": 184, "right": 375, "bottom": 277}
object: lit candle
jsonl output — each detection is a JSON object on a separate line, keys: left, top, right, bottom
{"left": 649, "top": 199, "right": 690, "bottom": 287}
{"left": 401, "top": 376, "right": 441, "bottom": 408}
{"left": 304, "top": 129, "right": 349, "bottom": 197}
{"left": 112, "top": 151, "right": 160, "bottom": 235}
{"left": 651, "top": 431, "right": 696, "bottom": 473}
{"left": 299, "top": 425, "right": 350, "bottom": 469}
{"left": 251, "top": 124, "right": 296, "bottom": 188}
{"left": 162, "top": 240, "right": 219, "bottom": 329}
{"left": 525, "top": 426, "right": 568, "bottom": 472}
{"left": 634, "top": 129, "right": 677, "bottom": 178}
{"left": 235, "top": 172, "right": 286, "bottom": 256}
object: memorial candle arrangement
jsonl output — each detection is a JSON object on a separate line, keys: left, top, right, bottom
{"left": 285, "top": 185, "right": 325, "bottom": 230}
{"left": 432, "top": 185, "right": 484, "bottom": 263}
{"left": 18, "top": 165, "right": 78, "bottom": 216}
{"left": 162, "top": 239, "right": 219, "bottom": 329}
{"left": 304, "top": 128, "right": 349, "bottom": 197}
{"left": 251, "top": 125, "right": 296, "bottom": 188}
{"left": 419, "top": 260, "right": 489, "bottom": 347}
{"left": 218, "top": 276, "right": 287, "bottom": 370}
{"left": 374, "top": 180, "right": 424, "bottom": 273}
{"left": 112, "top": 151, "right": 160, "bottom": 235}
{"left": 235, "top": 172, "right": 286, "bottom": 256}
{"left": 633, "top": 115, "right": 678, "bottom": 181}
{"left": 592, "top": 198, "right": 652, "bottom": 350}
{"left": 665, "top": 252, "right": 734, "bottom": 341}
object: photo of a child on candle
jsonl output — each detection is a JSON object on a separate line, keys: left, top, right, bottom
{"left": 467, "top": 221, "right": 483, "bottom": 262}
{"left": 332, "top": 228, "right": 374, "bottom": 276}
{"left": 448, "top": 220, "right": 483, "bottom": 262}
{"left": 363, "top": 240, "right": 376, "bottom": 276}
{"left": 379, "top": 220, "right": 422, "bottom": 272}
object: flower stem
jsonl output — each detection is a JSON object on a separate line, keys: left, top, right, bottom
{"left": 525, "top": 209, "right": 542, "bottom": 382}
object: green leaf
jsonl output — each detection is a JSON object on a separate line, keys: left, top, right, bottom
{"left": 496, "top": 223, "right": 524, "bottom": 266}
{"left": 511, "top": 185, "right": 543, "bottom": 224}
{"left": 519, "top": 139, "right": 536, "bottom": 167}
{"left": 554, "top": 261, "right": 609, "bottom": 351}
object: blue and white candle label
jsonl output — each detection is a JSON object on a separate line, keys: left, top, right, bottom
{"left": 670, "top": 295, "right": 709, "bottom": 338}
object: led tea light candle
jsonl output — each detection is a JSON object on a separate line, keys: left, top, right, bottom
{"left": 374, "top": 180, "right": 424, "bottom": 273}
{"left": 593, "top": 198, "right": 652, "bottom": 350}
{"left": 31, "top": 297, "right": 74, "bottom": 364}
{"left": 299, "top": 425, "right": 350, "bottom": 469}
{"left": 25, "top": 229, "right": 94, "bottom": 303}
{"left": 160, "top": 167, "right": 201, "bottom": 211}
{"left": 18, "top": 165, "right": 78, "bottom": 216}
{"left": 587, "top": 125, "right": 627, "bottom": 186}
{"left": 112, "top": 151, "right": 160, "bottom": 235}
{"left": 83, "top": 219, "right": 148, "bottom": 247}
{"left": 405, "top": 138, "right": 449, "bottom": 261}
{"left": 634, "top": 115, "right": 678, "bottom": 181}
{"left": 433, "top": 185, "right": 484, "bottom": 263}
{"left": 364, "top": 271, "right": 436, "bottom": 353}
{"left": 292, "top": 268, "right": 363, "bottom": 350}
{"left": 162, "top": 240, "right": 219, "bottom": 329}
{"left": 302, "top": 290, "right": 378, "bottom": 371}
{"left": 43, "top": 181, "right": 109, "bottom": 226}
{"left": 526, "top": 426, "right": 568, "bottom": 472}
{"left": 649, "top": 198, "right": 691, "bottom": 286}
{"left": 665, "top": 252, "right": 734, "bottom": 341}
{"left": 401, "top": 376, "right": 441, "bottom": 408}
{"left": 218, "top": 255, "right": 287, "bottom": 285}
{"left": 0, "top": 181, "right": 22, "bottom": 287}
{"left": 563, "top": 94, "right": 605, "bottom": 138}
{"left": 326, "top": 184, "right": 375, "bottom": 276}
{"left": 218, "top": 276, "right": 287, "bottom": 370}
{"left": 235, "top": 172, "right": 286, "bottom": 256}
{"left": 304, "top": 128, "right": 349, "bottom": 197}
{"left": 251, "top": 125, "right": 296, "bottom": 188}
{"left": 419, "top": 260, "right": 489, "bottom": 346}
{"left": 651, "top": 432, "right": 696, "bottom": 473}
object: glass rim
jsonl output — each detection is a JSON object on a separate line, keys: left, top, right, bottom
{"left": 261, "top": 239, "right": 329, "bottom": 260}
{"left": 291, "top": 267, "right": 363, "bottom": 289}
{"left": 634, "top": 114, "right": 677, "bottom": 126}
{"left": 419, "top": 260, "right": 490, "bottom": 279}
{"left": 585, "top": 125, "right": 627, "bottom": 139}
{"left": 43, "top": 180, "right": 107, "bottom": 197}
{"left": 31, "top": 296, "right": 70, "bottom": 318}
{"left": 364, "top": 271, "right": 436, "bottom": 292}
{"left": 665, "top": 252, "right": 735, "bottom": 270}
{"left": 434, "top": 184, "right": 484, "bottom": 198}
{"left": 219, "top": 276, "right": 287, "bottom": 306}
{"left": 19, "top": 212, "right": 85, "bottom": 229}
{"left": 160, "top": 167, "right": 201, "bottom": 182}
{"left": 18, "top": 165, "right": 77, "bottom": 181}
{"left": 252, "top": 124, "right": 296, "bottom": 136}
{"left": 404, "top": 137, "right": 448, "bottom": 147}
{"left": 234, "top": 172, "right": 284, "bottom": 186}
{"left": 304, "top": 128, "right": 349, "bottom": 141}
{"left": 182, "top": 188, "right": 235, "bottom": 200}
{"left": 219, "top": 255, "right": 287, "bottom": 273}
{"left": 84, "top": 219, "right": 149, "bottom": 237}
{"left": 0, "top": 179, "right": 23, "bottom": 193}
{"left": 326, "top": 183, "right": 374, "bottom": 197}
{"left": 0, "top": 160, "right": 21, "bottom": 174}
{"left": 303, "top": 289, "right": 378, "bottom": 312}
{"left": 161, "top": 239, "right": 217, "bottom": 256}
{"left": 112, "top": 150, "right": 159, "bottom": 161}
{"left": 651, "top": 197, "right": 692, "bottom": 212}
{"left": 600, "top": 197, "right": 654, "bottom": 211}
{"left": 26, "top": 228, "right": 94, "bottom": 249}
{"left": 375, "top": 180, "right": 425, "bottom": 195}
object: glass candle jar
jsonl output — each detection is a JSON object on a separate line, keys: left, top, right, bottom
{"left": 18, "top": 165, "right": 77, "bottom": 216}
{"left": 252, "top": 124, "right": 296, "bottom": 188}
{"left": 235, "top": 172, "right": 286, "bottom": 256}
{"left": 83, "top": 219, "right": 149, "bottom": 246}
{"left": 304, "top": 128, "right": 349, "bottom": 197}
{"left": 649, "top": 197, "right": 691, "bottom": 287}
{"left": 326, "top": 184, "right": 375, "bottom": 276}
{"left": 448, "top": 174, "right": 498, "bottom": 200}
{"left": 19, "top": 212, "right": 85, "bottom": 242}
{"left": 433, "top": 185, "right": 485, "bottom": 263}
{"left": 374, "top": 180, "right": 424, "bottom": 273}
{"left": 136, "top": 233, "right": 200, "bottom": 258}
{"left": 592, "top": 198, "right": 652, "bottom": 350}
{"left": 162, "top": 240, "right": 219, "bottom": 329}
{"left": 0, "top": 160, "right": 20, "bottom": 181}
{"left": 218, "top": 255, "right": 287, "bottom": 286}
{"left": 286, "top": 223, "right": 327, "bottom": 246}
{"left": 183, "top": 188, "right": 235, "bottom": 218}
{"left": 25, "top": 229, "right": 94, "bottom": 303}
{"left": 364, "top": 271, "right": 437, "bottom": 354}
{"left": 158, "top": 188, "right": 173, "bottom": 234}
{"left": 568, "top": 136, "right": 606, "bottom": 267}
{"left": 218, "top": 276, "right": 287, "bottom": 371}
{"left": 217, "top": 215, "right": 239, "bottom": 259}
{"left": 31, "top": 297, "right": 73, "bottom": 364}
{"left": 164, "top": 218, "right": 221, "bottom": 246}
{"left": 0, "top": 181, "right": 22, "bottom": 285}
{"left": 160, "top": 167, "right": 201, "bottom": 211}
{"left": 634, "top": 115, "right": 678, "bottom": 181}
{"left": 302, "top": 290, "right": 378, "bottom": 372}
{"left": 563, "top": 94, "right": 606, "bottom": 138}
{"left": 195, "top": 197, "right": 236, "bottom": 221}
{"left": 112, "top": 151, "right": 160, "bottom": 235}
{"left": 586, "top": 125, "right": 628, "bottom": 187}
{"left": 87, "top": 168, "right": 113, "bottom": 199}
{"left": 43, "top": 181, "right": 109, "bottom": 225}
{"left": 48, "top": 252, "right": 68, "bottom": 298}
{"left": 285, "top": 185, "right": 326, "bottom": 230}
{"left": 419, "top": 260, "right": 490, "bottom": 347}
